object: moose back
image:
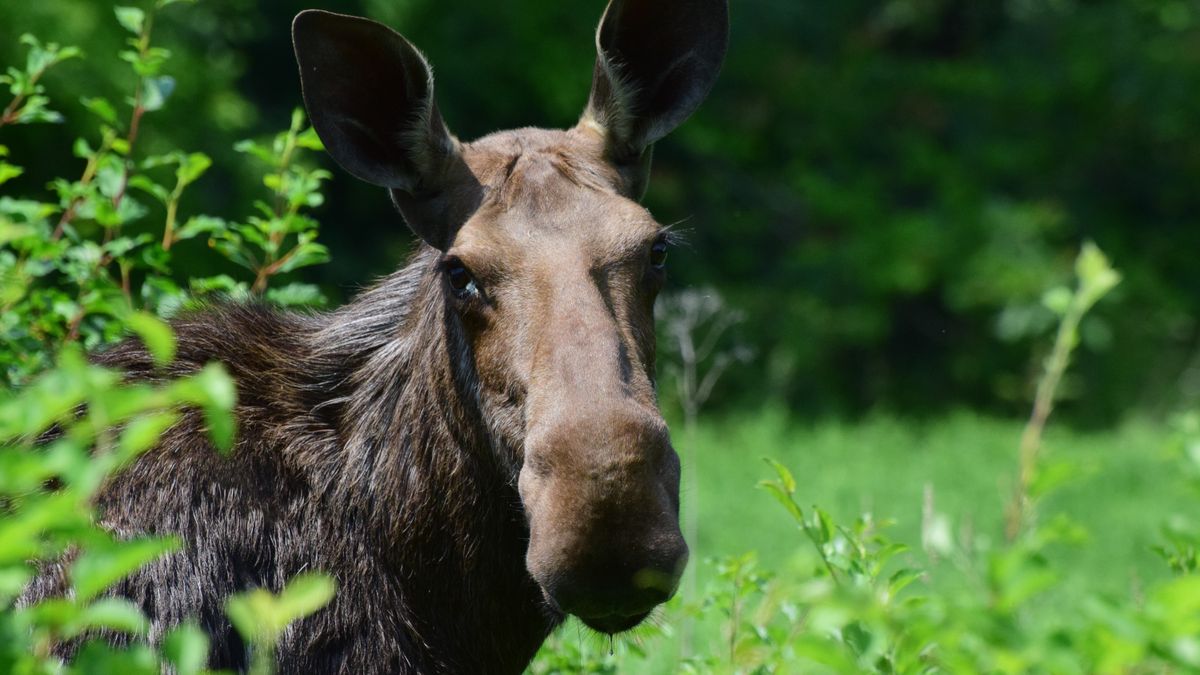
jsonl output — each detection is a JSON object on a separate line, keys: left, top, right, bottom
{"left": 23, "top": 0, "right": 728, "bottom": 672}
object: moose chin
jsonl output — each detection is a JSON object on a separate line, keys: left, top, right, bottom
{"left": 22, "top": 1, "right": 727, "bottom": 672}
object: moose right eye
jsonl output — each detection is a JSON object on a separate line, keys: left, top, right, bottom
{"left": 445, "top": 259, "right": 478, "bottom": 298}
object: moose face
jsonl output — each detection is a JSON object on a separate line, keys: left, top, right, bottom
{"left": 293, "top": 0, "right": 727, "bottom": 634}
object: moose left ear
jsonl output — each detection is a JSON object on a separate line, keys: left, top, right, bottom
{"left": 580, "top": 0, "right": 729, "bottom": 197}
{"left": 292, "top": 10, "right": 476, "bottom": 250}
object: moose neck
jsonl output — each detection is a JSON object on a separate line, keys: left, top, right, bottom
{"left": 303, "top": 246, "right": 557, "bottom": 671}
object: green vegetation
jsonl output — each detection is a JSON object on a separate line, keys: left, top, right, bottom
{"left": 533, "top": 412, "right": 1199, "bottom": 672}
{"left": 1, "top": 6, "right": 335, "bottom": 673}
{"left": 2, "top": 1, "right": 1198, "bottom": 673}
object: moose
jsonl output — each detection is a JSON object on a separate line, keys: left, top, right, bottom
{"left": 23, "top": 0, "right": 728, "bottom": 672}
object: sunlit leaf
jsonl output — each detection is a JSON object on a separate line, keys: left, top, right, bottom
{"left": 66, "top": 597, "right": 150, "bottom": 637}
{"left": 71, "top": 536, "right": 180, "bottom": 602}
{"left": 162, "top": 622, "right": 209, "bottom": 675}
{"left": 114, "top": 7, "right": 146, "bottom": 36}
{"left": 125, "top": 312, "right": 175, "bottom": 366}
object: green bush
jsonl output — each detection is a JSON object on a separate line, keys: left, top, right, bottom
{"left": 0, "top": 2, "right": 329, "bottom": 386}
{"left": 1, "top": 4, "right": 334, "bottom": 672}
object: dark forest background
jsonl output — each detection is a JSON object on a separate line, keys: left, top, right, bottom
{"left": 4, "top": 0, "right": 1198, "bottom": 423}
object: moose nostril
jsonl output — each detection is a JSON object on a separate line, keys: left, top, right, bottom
{"left": 542, "top": 537, "right": 688, "bottom": 623}
{"left": 630, "top": 568, "right": 677, "bottom": 608}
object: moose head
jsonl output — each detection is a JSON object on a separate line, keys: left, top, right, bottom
{"left": 292, "top": 0, "right": 728, "bottom": 634}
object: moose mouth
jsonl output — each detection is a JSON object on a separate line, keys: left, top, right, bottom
{"left": 577, "top": 610, "right": 653, "bottom": 635}
{"left": 539, "top": 587, "right": 656, "bottom": 635}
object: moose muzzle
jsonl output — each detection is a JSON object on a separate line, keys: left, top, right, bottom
{"left": 519, "top": 408, "right": 688, "bottom": 634}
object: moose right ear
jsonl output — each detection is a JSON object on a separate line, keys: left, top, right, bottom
{"left": 581, "top": 0, "right": 728, "bottom": 198}
{"left": 292, "top": 10, "right": 469, "bottom": 249}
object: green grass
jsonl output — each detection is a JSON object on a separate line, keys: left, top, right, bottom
{"left": 685, "top": 409, "right": 1186, "bottom": 593}
{"left": 531, "top": 409, "right": 1191, "bottom": 672}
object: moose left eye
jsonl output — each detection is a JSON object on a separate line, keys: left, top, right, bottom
{"left": 650, "top": 239, "right": 668, "bottom": 270}
{"left": 445, "top": 259, "right": 479, "bottom": 298}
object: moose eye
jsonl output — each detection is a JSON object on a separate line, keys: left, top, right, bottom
{"left": 650, "top": 238, "right": 669, "bottom": 270}
{"left": 444, "top": 259, "right": 478, "bottom": 298}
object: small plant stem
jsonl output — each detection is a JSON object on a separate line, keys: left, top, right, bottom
{"left": 110, "top": 95, "right": 145, "bottom": 207}
{"left": 728, "top": 562, "right": 741, "bottom": 663}
{"left": 805, "top": 520, "right": 843, "bottom": 586}
{"left": 251, "top": 244, "right": 300, "bottom": 294}
{"left": 61, "top": 14, "right": 156, "bottom": 347}
{"left": 1005, "top": 243, "right": 1120, "bottom": 541}
{"left": 50, "top": 133, "right": 114, "bottom": 241}
{"left": 0, "top": 97, "right": 24, "bottom": 127}
{"left": 251, "top": 121, "right": 303, "bottom": 293}
{"left": 0, "top": 60, "right": 51, "bottom": 126}
{"left": 677, "top": 411, "right": 699, "bottom": 659}
{"left": 120, "top": 261, "right": 133, "bottom": 308}
{"left": 1005, "top": 299, "right": 1082, "bottom": 541}
{"left": 162, "top": 196, "right": 179, "bottom": 250}
{"left": 111, "top": 13, "right": 153, "bottom": 210}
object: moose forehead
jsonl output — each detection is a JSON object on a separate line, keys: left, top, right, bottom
{"left": 450, "top": 127, "right": 663, "bottom": 267}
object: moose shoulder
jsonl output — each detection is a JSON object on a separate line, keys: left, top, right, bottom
{"left": 22, "top": 1, "right": 728, "bottom": 672}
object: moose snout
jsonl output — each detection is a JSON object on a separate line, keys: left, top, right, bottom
{"left": 540, "top": 527, "right": 688, "bottom": 633}
{"left": 519, "top": 410, "right": 687, "bottom": 633}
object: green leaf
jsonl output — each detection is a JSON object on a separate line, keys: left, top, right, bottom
{"left": 0, "top": 162, "right": 22, "bottom": 186}
{"left": 0, "top": 565, "right": 33, "bottom": 605}
{"left": 758, "top": 480, "right": 804, "bottom": 525}
{"left": 1041, "top": 286, "right": 1072, "bottom": 316}
{"left": 226, "top": 572, "right": 336, "bottom": 644}
{"left": 126, "top": 312, "right": 176, "bottom": 366}
{"left": 275, "top": 572, "right": 337, "bottom": 624}
{"left": 175, "top": 214, "right": 227, "bottom": 241}
{"left": 72, "top": 137, "right": 94, "bottom": 159}
{"left": 295, "top": 127, "right": 325, "bottom": 151}
{"left": 73, "top": 641, "right": 159, "bottom": 675}
{"left": 81, "top": 96, "right": 118, "bottom": 124}
{"left": 171, "top": 363, "right": 238, "bottom": 452}
{"left": 265, "top": 282, "right": 326, "bottom": 308}
{"left": 762, "top": 457, "right": 796, "bottom": 494}
{"left": 1029, "top": 458, "right": 1084, "bottom": 500}
{"left": 162, "top": 622, "right": 210, "bottom": 675}
{"left": 114, "top": 7, "right": 146, "bottom": 35}
{"left": 289, "top": 107, "right": 305, "bottom": 134}
{"left": 176, "top": 152, "right": 212, "bottom": 187}
{"left": 1075, "top": 240, "right": 1121, "bottom": 303}
{"left": 814, "top": 507, "right": 835, "bottom": 546}
{"left": 117, "top": 411, "right": 179, "bottom": 462}
{"left": 233, "top": 138, "right": 275, "bottom": 165}
{"left": 887, "top": 568, "right": 922, "bottom": 597}
{"left": 95, "top": 154, "right": 126, "bottom": 199}
{"left": 128, "top": 174, "right": 170, "bottom": 203}
{"left": 275, "top": 241, "right": 329, "bottom": 274}
{"left": 140, "top": 76, "right": 176, "bottom": 112}
{"left": 71, "top": 536, "right": 180, "bottom": 602}
{"left": 67, "top": 597, "right": 150, "bottom": 637}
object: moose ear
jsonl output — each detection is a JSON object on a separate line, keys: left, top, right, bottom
{"left": 292, "top": 10, "right": 471, "bottom": 249}
{"left": 581, "top": 0, "right": 728, "bottom": 195}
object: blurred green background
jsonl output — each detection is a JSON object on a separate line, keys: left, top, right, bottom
{"left": 3, "top": 0, "right": 1199, "bottom": 423}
